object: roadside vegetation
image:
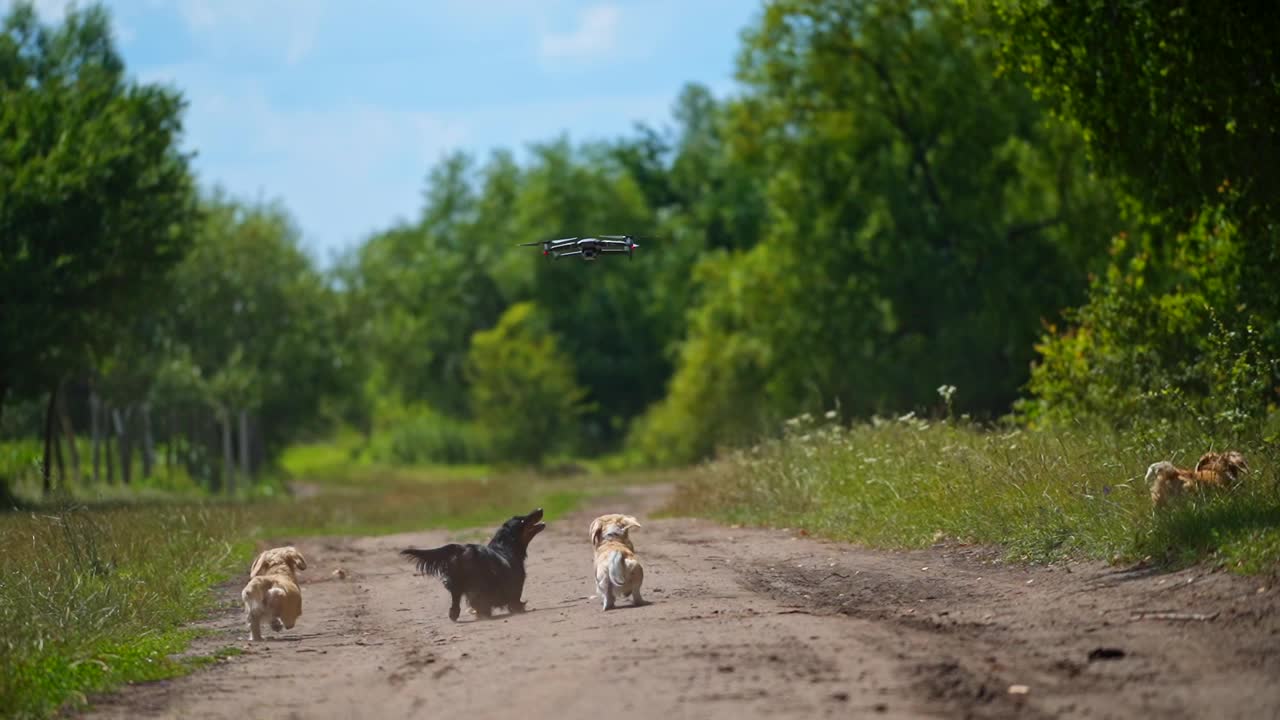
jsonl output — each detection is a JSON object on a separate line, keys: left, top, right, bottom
{"left": 3, "top": 0, "right": 1278, "bottom": 717}
{"left": 670, "top": 404, "right": 1280, "bottom": 573}
{"left": 0, "top": 452, "right": 670, "bottom": 719}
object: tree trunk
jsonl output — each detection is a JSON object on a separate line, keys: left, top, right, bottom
{"left": 252, "top": 415, "right": 266, "bottom": 476}
{"left": 53, "top": 411, "right": 67, "bottom": 492}
{"left": 57, "top": 378, "right": 81, "bottom": 485}
{"left": 42, "top": 385, "right": 57, "bottom": 496}
{"left": 238, "top": 409, "right": 251, "bottom": 482}
{"left": 90, "top": 392, "right": 102, "bottom": 484}
{"left": 112, "top": 406, "right": 132, "bottom": 485}
{"left": 221, "top": 408, "right": 236, "bottom": 496}
{"left": 104, "top": 405, "right": 115, "bottom": 485}
{"left": 141, "top": 403, "right": 155, "bottom": 480}
{"left": 167, "top": 409, "right": 177, "bottom": 478}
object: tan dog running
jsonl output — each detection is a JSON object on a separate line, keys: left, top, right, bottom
{"left": 589, "top": 514, "right": 645, "bottom": 611}
{"left": 1147, "top": 450, "right": 1250, "bottom": 507}
{"left": 241, "top": 546, "right": 307, "bottom": 641}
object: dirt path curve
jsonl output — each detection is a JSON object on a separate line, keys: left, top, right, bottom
{"left": 84, "top": 484, "right": 1279, "bottom": 719}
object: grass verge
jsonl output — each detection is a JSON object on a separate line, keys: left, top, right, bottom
{"left": 667, "top": 413, "right": 1280, "bottom": 573}
{"left": 1, "top": 458, "right": 667, "bottom": 719}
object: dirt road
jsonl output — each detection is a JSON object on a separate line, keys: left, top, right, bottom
{"left": 85, "top": 485, "right": 1279, "bottom": 719}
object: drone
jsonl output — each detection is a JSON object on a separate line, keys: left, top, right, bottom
{"left": 519, "top": 235, "right": 644, "bottom": 261}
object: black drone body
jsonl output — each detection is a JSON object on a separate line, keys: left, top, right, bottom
{"left": 519, "top": 235, "right": 645, "bottom": 261}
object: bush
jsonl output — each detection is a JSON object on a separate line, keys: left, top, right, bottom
{"left": 466, "top": 302, "right": 589, "bottom": 466}
{"left": 378, "top": 408, "right": 489, "bottom": 466}
{"left": 1022, "top": 197, "right": 1280, "bottom": 436}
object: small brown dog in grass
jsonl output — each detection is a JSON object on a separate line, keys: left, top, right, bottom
{"left": 1147, "top": 451, "right": 1250, "bottom": 507}
{"left": 241, "top": 546, "right": 307, "bottom": 641}
{"left": 589, "top": 514, "right": 645, "bottom": 611}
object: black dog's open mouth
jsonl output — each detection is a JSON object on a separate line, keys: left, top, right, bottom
{"left": 523, "top": 508, "right": 546, "bottom": 541}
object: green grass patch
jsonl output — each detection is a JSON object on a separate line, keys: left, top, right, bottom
{"left": 1, "top": 453, "right": 666, "bottom": 719}
{"left": 0, "top": 506, "right": 251, "bottom": 719}
{"left": 667, "top": 413, "right": 1280, "bottom": 573}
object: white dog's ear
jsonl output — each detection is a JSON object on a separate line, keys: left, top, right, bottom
{"left": 625, "top": 516, "right": 642, "bottom": 529}
{"left": 250, "top": 552, "right": 266, "bottom": 577}
{"left": 589, "top": 518, "right": 603, "bottom": 546}
{"left": 289, "top": 549, "right": 307, "bottom": 570}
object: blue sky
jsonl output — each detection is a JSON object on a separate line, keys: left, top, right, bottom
{"left": 16, "top": 0, "right": 760, "bottom": 261}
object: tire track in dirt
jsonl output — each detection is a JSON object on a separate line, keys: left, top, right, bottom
{"left": 81, "top": 485, "right": 1280, "bottom": 719}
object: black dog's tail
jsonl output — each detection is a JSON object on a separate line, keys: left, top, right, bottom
{"left": 400, "top": 544, "right": 464, "bottom": 578}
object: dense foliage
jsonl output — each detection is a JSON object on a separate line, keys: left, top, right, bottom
{"left": 4, "top": 0, "right": 1276, "bottom": 491}
{"left": 0, "top": 3, "right": 198, "bottom": 426}
{"left": 986, "top": 0, "right": 1280, "bottom": 434}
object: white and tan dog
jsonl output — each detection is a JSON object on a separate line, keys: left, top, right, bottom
{"left": 589, "top": 514, "right": 645, "bottom": 611}
{"left": 241, "top": 546, "right": 307, "bottom": 641}
{"left": 1147, "top": 450, "right": 1250, "bottom": 507}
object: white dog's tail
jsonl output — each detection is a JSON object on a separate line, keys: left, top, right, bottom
{"left": 242, "top": 576, "right": 285, "bottom": 612}
{"left": 607, "top": 550, "right": 631, "bottom": 587}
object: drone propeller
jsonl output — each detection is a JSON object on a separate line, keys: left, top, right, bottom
{"left": 518, "top": 236, "right": 577, "bottom": 246}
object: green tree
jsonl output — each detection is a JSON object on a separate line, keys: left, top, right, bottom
{"left": 984, "top": 1, "right": 1279, "bottom": 234}
{"left": 165, "top": 190, "right": 351, "bottom": 488}
{"left": 0, "top": 2, "right": 198, "bottom": 491}
{"left": 987, "top": 0, "right": 1280, "bottom": 426}
{"left": 513, "top": 137, "right": 673, "bottom": 449}
{"left": 630, "top": 0, "right": 1120, "bottom": 463}
{"left": 343, "top": 151, "right": 507, "bottom": 419}
{"left": 466, "top": 302, "right": 589, "bottom": 466}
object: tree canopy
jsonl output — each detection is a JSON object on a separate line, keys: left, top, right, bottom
{"left": 6, "top": 0, "right": 1276, "bottom": 488}
{"left": 0, "top": 1, "right": 198, "bottom": 413}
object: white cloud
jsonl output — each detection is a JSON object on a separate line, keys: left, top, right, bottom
{"left": 538, "top": 4, "right": 621, "bottom": 62}
{"left": 113, "top": 18, "right": 135, "bottom": 44}
{"left": 164, "top": 0, "right": 328, "bottom": 65}
{"left": 140, "top": 63, "right": 472, "bottom": 258}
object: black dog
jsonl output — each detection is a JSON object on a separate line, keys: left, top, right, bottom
{"left": 399, "top": 508, "right": 545, "bottom": 621}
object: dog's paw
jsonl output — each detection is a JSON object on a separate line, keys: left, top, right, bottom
{"left": 270, "top": 618, "right": 284, "bottom": 632}
{"left": 509, "top": 600, "right": 527, "bottom": 613}
{"left": 449, "top": 606, "right": 461, "bottom": 622}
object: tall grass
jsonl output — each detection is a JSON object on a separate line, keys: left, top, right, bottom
{"left": 0, "top": 506, "right": 248, "bottom": 719}
{"left": 669, "top": 412, "right": 1280, "bottom": 571}
{"left": 0, "top": 460, "right": 665, "bottom": 719}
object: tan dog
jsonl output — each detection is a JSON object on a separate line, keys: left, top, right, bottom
{"left": 250, "top": 546, "right": 307, "bottom": 577}
{"left": 242, "top": 546, "right": 307, "bottom": 641}
{"left": 1147, "top": 450, "right": 1250, "bottom": 506}
{"left": 589, "top": 514, "right": 645, "bottom": 611}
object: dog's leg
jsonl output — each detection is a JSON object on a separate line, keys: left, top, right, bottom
{"left": 271, "top": 616, "right": 284, "bottom": 632}
{"left": 247, "top": 611, "right": 263, "bottom": 641}
{"left": 472, "top": 602, "right": 493, "bottom": 620}
{"left": 601, "top": 581, "right": 616, "bottom": 611}
{"left": 630, "top": 565, "right": 645, "bottom": 606}
{"left": 449, "top": 590, "right": 462, "bottom": 622}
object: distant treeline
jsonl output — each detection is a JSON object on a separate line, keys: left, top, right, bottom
{"left": 3, "top": 0, "right": 1276, "bottom": 495}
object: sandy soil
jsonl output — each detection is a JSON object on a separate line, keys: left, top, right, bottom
{"left": 83, "top": 484, "right": 1279, "bottom": 719}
